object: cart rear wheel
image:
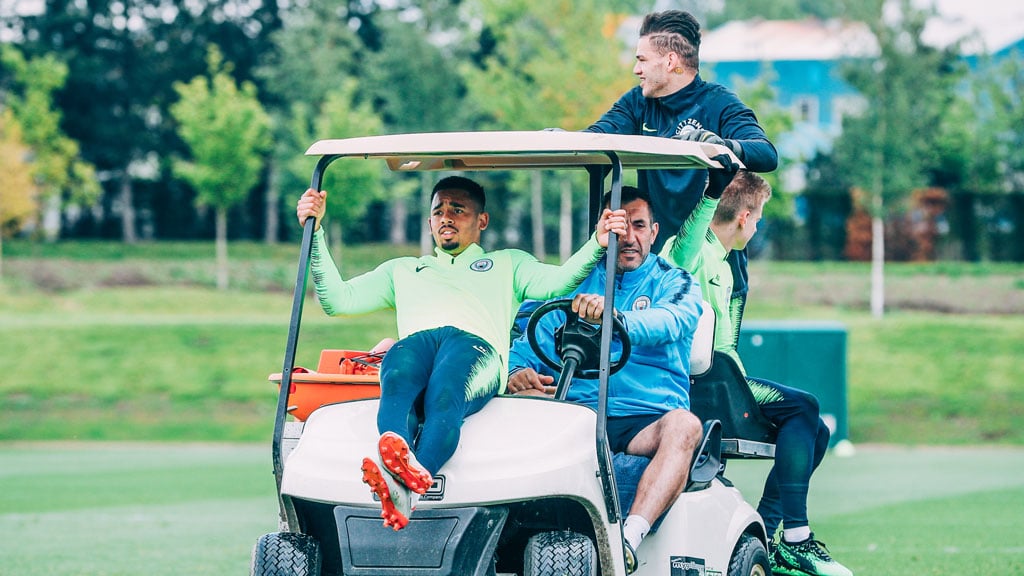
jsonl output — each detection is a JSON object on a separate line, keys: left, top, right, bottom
{"left": 524, "top": 530, "right": 597, "bottom": 576}
{"left": 251, "top": 532, "right": 322, "bottom": 576}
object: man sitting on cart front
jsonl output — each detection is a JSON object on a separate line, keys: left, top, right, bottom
{"left": 296, "top": 175, "right": 626, "bottom": 531}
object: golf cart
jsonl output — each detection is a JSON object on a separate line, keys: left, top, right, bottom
{"left": 253, "top": 131, "right": 774, "bottom": 576}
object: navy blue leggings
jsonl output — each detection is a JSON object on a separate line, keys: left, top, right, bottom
{"left": 377, "top": 327, "right": 501, "bottom": 475}
{"left": 746, "top": 377, "right": 830, "bottom": 536}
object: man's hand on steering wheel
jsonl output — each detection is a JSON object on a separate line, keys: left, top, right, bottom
{"left": 572, "top": 293, "right": 625, "bottom": 328}
{"left": 525, "top": 298, "right": 632, "bottom": 379}
{"left": 571, "top": 293, "right": 605, "bottom": 323}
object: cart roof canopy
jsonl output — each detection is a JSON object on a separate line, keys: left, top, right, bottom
{"left": 305, "top": 130, "right": 740, "bottom": 172}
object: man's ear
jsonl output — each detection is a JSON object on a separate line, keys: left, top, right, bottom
{"left": 478, "top": 212, "right": 489, "bottom": 231}
{"left": 736, "top": 210, "right": 750, "bottom": 229}
{"left": 666, "top": 50, "right": 684, "bottom": 73}
{"left": 651, "top": 221, "right": 659, "bottom": 242}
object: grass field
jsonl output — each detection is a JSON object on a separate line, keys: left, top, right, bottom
{"left": 2, "top": 241, "right": 1022, "bottom": 444}
{"left": 1, "top": 442, "right": 1022, "bottom": 575}
{"left": 1, "top": 241, "right": 1022, "bottom": 573}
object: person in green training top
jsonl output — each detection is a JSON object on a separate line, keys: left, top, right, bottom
{"left": 659, "top": 169, "right": 852, "bottom": 576}
{"left": 296, "top": 176, "right": 626, "bottom": 531}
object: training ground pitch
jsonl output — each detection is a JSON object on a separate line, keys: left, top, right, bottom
{"left": 1, "top": 443, "right": 1022, "bottom": 575}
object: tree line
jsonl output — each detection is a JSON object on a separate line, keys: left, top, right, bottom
{"left": 1, "top": 0, "right": 1022, "bottom": 282}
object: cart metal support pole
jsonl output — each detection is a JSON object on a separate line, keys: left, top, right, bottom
{"left": 272, "top": 154, "right": 339, "bottom": 529}
{"left": 586, "top": 166, "right": 605, "bottom": 231}
{"left": 596, "top": 153, "right": 622, "bottom": 523}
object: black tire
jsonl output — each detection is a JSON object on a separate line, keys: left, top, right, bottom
{"left": 524, "top": 530, "right": 598, "bottom": 576}
{"left": 251, "top": 532, "right": 322, "bottom": 576}
{"left": 727, "top": 534, "right": 771, "bottom": 576}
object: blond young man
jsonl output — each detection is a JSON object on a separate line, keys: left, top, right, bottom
{"left": 660, "top": 171, "right": 852, "bottom": 576}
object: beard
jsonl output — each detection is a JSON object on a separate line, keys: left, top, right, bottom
{"left": 434, "top": 225, "right": 460, "bottom": 252}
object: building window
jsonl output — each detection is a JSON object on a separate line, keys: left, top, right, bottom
{"left": 792, "top": 95, "right": 820, "bottom": 123}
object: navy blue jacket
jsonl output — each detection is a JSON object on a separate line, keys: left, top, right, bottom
{"left": 587, "top": 76, "right": 778, "bottom": 250}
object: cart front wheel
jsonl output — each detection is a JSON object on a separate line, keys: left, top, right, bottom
{"left": 524, "top": 530, "right": 597, "bottom": 576}
{"left": 251, "top": 531, "right": 322, "bottom": 576}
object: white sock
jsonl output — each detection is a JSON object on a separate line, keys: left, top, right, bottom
{"left": 783, "top": 526, "right": 811, "bottom": 544}
{"left": 410, "top": 492, "right": 421, "bottom": 509}
{"left": 623, "top": 515, "right": 651, "bottom": 550}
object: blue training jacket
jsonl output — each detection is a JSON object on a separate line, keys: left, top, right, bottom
{"left": 508, "top": 254, "right": 703, "bottom": 417}
{"left": 587, "top": 75, "right": 778, "bottom": 249}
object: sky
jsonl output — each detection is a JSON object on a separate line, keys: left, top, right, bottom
{"left": 923, "top": 0, "right": 1024, "bottom": 54}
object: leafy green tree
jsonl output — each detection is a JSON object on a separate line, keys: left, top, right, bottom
{"left": 831, "top": 0, "right": 963, "bottom": 315}
{"left": 362, "top": 11, "right": 468, "bottom": 131}
{"left": 0, "top": 110, "right": 36, "bottom": 280}
{"left": 257, "top": 0, "right": 378, "bottom": 246}
{"left": 706, "top": 0, "right": 843, "bottom": 28}
{"left": 463, "top": 0, "right": 635, "bottom": 258}
{"left": 7, "top": 0, "right": 281, "bottom": 241}
{"left": 362, "top": 11, "right": 471, "bottom": 251}
{"left": 0, "top": 46, "right": 99, "bottom": 242}
{"left": 727, "top": 71, "right": 797, "bottom": 256}
{"left": 970, "top": 55, "right": 1024, "bottom": 261}
{"left": 284, "top": 80, "right": 384, "bottom": 274}
{"left": 171, "top": 47, "right": 271, "bottom": 290}
{"left": 928, "top": 62, "right": 1005, "bottom": 261}
{"left": 727, "top": 70, "right": 795, "bottom": 216}
{"left": 464, "top": 0, "right": 633, "bottom": 130}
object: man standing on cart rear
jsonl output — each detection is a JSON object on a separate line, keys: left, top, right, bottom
{"left": 585, "top": 9, "right": 778, "bottom": 343}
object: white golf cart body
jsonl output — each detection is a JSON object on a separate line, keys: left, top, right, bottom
{"left": 257, "top": 131, "right": 771, "bottom": 576}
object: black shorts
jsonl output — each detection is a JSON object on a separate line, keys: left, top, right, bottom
{"left": 606, "top": 414, "right": 662, "bottom": 454}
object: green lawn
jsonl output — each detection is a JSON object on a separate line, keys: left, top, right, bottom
{"left": 0, "top": 443, "right": 277, "bottom": 576}
{"left": 1, "top": 443, "right": 1022, "bottom": 575}
{"left": 2, "top": 288, "right": 1020, "bottom": 444}
{"left": 0, "top": 242, "right": 1022, "bottom": 444}
{"left": 727, "top": 446, "right": 1024, "bottom": 575}
{"left": 1, "top": 241, "right": 1021, "bottom": 572}
{"left": 0, "top": 287, "right": 397, "bottom": 440}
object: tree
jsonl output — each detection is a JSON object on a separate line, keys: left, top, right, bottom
{"left": 971, "top": 54, "right": 1024, "bottom": 261}
{"left": 0, "top": 46, "right": 99, "bottom": 242}
{"left": 171, "top": 47, "right": 271, "bottom": 290}
{"left": 7, "top": 0, "right": 281, "bottom": 242}
{"left": 927, "top": 61, "right": 1005, "bottom": 262}
{"left": 728, "top": 71, "right": 796, "bottom": 257}
{"left": 256, "top": 0, "right": 363, "bottom": 245}
{"left": 362, "top": 10, "right": 471, "bottom": 253}
{"left": 722, "top": 70, "right": 795, "bottom": 212}
{"left": 462, "top": 0, "right": 635, "bottom": 259}
{"left": 0, "top": 110, "right": 36, "bottom": 280}
{"left": 283, "top": 80, "right": 384, "bottom": 274}
{"left": 706, "top": 0, "right": 843, "bottom": 28}
{"left": 464, "top": 0, "right": 633, "bottom": 131}
{"left": 830, "top": 0, "right": 963, "bottom": 316}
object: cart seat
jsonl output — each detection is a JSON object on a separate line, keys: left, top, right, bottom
{"left": 688, "top": 303, "right": 776, "bottom": 459}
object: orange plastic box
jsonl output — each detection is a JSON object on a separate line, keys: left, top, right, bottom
{"left": 268, "top": 350, "right": 382, "bottom": 421}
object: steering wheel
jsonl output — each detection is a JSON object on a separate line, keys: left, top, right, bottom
{"left": 525, "top": 298, "right": 632, "bottom": 379}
